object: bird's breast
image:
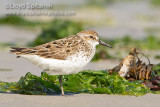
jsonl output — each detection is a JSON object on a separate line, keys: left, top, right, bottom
{"left": 67, "top": 48, "right": 96, "bottom": 65}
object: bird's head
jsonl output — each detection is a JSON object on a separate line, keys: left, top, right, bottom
{"left": 77, "top": 30, "right": 112, "bottom": 48}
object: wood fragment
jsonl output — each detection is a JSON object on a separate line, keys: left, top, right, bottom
{"left": 109, "top": 48, "right": 154, "bottom": 80}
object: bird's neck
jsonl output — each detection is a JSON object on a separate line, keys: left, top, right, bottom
{"left": 87, "top": 40, "right": 98, "bottom": 49}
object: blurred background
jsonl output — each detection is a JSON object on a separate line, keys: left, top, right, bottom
{"left": 0, "top": 0, "right": 160, "bottom": 82}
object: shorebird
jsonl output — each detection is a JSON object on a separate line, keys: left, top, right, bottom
{"left": 10, "top": 30, "right": 112, "bottom": 96}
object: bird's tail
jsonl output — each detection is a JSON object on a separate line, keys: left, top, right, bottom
{"left": 10, "top": 47, "right": 26, "bottom": 57}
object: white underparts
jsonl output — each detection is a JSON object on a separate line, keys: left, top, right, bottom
{"left": 20, "top": 50, "right": 95, "bottom": 75}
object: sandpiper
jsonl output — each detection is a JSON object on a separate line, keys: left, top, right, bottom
{"left": 10, "top": 30, "right": 112, "bottom": 96}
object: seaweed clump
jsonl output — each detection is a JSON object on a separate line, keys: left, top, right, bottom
{"left": 109, "top": 48, "right": 160, "bottom": 91}
{"left": 0, "top": 70, "right": 150, "bottom": 96}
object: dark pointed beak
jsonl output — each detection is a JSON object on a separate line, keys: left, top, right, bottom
{"left": 99, "top": 40, "right": 112, "bottom": 48}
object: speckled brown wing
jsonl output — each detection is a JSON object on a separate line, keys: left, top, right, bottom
{"left": 10, "top": 35, "right": 85, "bottom": 60}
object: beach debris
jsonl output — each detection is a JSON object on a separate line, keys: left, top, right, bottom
{"left": 142, "top": 76, "right": 160, "bottom": 91}
{"left": 118, "top": 48, "right": 137, "bottom": 77}
{"left": 109, "top": 48, "right": 160, "bottom": 91}
{"left": 109, "top": 48, "right": 154, "bottom": 80}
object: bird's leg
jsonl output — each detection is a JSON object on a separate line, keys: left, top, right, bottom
{"left": 59, "top": 75, "right": 64, "bottom": 96}
{"left": 41, "top": 70, "right": 45, "bottom": 75}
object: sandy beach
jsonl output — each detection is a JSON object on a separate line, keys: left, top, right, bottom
{"left": 0, "top": 93, "right": 160, "bottom": 107}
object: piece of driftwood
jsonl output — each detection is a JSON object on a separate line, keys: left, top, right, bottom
{"left": 109, "top": 48, "right": 153, "bottom": 80}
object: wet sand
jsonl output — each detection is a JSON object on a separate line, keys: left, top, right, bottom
{"left": 0, "top": 93, "right": 160, "bottom": 107}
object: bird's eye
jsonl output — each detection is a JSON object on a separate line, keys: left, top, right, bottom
{"left": 90, "top": 36, "right": 93, "bottom": 38}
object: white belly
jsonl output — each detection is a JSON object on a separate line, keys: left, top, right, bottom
{"left": 21, "top": 51, "right": 95, "bottom": 75}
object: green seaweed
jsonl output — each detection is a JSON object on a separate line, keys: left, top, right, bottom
{"left": 153, "top": 63, "right": 160, "bottom": 76}
{"left": 14, "top": 72, "right": 61, "bottom": 95}
{"left": 0, "top": 81, "right": 16, "bottom": 93}
{"left": 28, "top": 19, "right": 83, "bottom": 46}
{"left": 107, "top": 36, "right": 160, "bottom": 50}
{"left": 0, "top": 70, "right": 152, "bottom": 96}
{"left": 0, "top": 16, "right": 46, "bottom": 27}
{"left": 151, "top": 0, "right": 160, "bottom": 6}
